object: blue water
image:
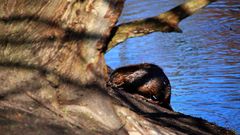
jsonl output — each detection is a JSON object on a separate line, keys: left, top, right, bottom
{"left": 105, "top": 0, "right": 240, "bottom": 133}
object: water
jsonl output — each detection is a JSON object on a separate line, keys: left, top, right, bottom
{"left": 105, "top": 0, "right": 240, "bottom": 133}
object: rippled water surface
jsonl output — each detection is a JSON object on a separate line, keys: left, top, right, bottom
{"left": 105, "top": 0, "right": 240, "bottom": 133}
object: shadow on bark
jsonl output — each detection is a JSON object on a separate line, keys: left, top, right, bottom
{"left": 0, "top": 15, "right": 103, "bottom": 44}
{"left": 0, "top": 14, "right": 115, "bottom": 133}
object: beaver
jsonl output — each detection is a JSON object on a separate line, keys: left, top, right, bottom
{"left": 107, "top": 63, "right": 172, "bottom": 110}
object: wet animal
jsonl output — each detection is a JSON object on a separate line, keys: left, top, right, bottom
{"left": 107, "top": 63, "right": 172, "bottom": 110}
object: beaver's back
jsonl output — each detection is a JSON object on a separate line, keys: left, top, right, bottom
{"left": 108, "top": 63, "right": 171, "bottom": 109}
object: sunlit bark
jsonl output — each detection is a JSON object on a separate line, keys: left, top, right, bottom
{"left": 0, "top": 0, "right": 126, "bottom": 133}
{"left": 106, "top": 0, "right": 217, "bottom": 52}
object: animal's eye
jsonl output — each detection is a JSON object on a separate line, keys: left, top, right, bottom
{"left": 151, "top": 95, "right": 158, "bottom": 101}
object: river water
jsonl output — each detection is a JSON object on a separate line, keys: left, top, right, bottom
{"left": 105, "top": 0, "right": 240, "bottom": 133}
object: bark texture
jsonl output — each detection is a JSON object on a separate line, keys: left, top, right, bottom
{"left": 0, "top": 0, "right": 126, "bottom": 133}
{"left": 106, "top": 0, "right": 217, "bottom": 52}
{"left": 0, "top": 0, "right": 124, "bottom": 84}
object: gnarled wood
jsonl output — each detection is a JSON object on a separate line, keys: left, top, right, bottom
{"left": 0, "top": 0, "right": 124, "bottom": 84}
{"left": 106, "top": 0, "right": 217, "bottom": 52}
{"left": 0, "top": 0, "right": 126, "bottom": 133}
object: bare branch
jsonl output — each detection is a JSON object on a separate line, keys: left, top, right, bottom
{"left": 106, "top": 0, "right": 217, "bottom": 52}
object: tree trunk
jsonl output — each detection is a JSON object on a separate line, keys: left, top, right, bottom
{"left": 0, "top": 0, "right": 235, "bottom": 135}
{"left": 0, "top": 0, "right": 125, "bottom": 134}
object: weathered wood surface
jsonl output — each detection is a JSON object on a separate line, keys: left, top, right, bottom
{"left": 107, "top": 86, "right": 235, "bottom": 135}
{"left": 0, "top": 0, "right": 126, "bottom": 134}
{"left": 0, "top": 0, "right": 124, "bottom": 84}
{"left": 107, "top": 0, "right": 217, "bottom": 52}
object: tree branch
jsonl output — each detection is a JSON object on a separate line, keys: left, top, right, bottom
{"left": 106, "top": 0, "right": 217, "bottom": 52}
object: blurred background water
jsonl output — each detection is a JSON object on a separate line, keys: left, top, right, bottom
{"left": 105, "top": 0, "right": 240, "bottom": 133}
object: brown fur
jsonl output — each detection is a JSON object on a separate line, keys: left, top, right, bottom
{"left": 107, "top": 63, "right": 172, "bottom": 110}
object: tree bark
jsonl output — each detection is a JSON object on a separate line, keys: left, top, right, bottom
{"left": 0, "top": 0, "right": 124, "bottom": 84}
{"left": 0, "top": 0, "right": 235, "bottom": 135}
{"left": 106, "top": 0, "right": 217, "bottom": 52}
{"left": 0, "top": 0, "right": 126, "bottom": 133}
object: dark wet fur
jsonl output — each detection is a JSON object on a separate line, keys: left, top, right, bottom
{"left": 107, "top": 63, "right": 172, "bottom": 110}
